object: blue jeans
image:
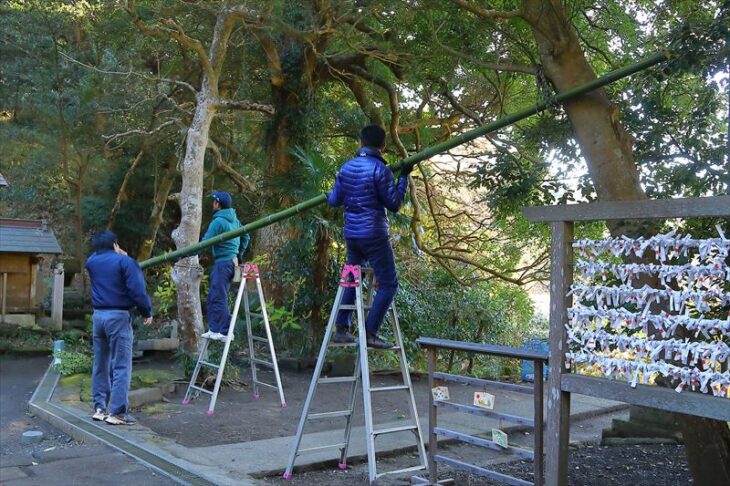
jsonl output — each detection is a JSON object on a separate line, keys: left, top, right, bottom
{"left": 336, "top": 237, "right": 398, "bottom": 336}
{"left": 92, "top": 310, "right": 133, "bottom": 416}
{"left": 207, "top": 259, "right": 235, "bottom": 333}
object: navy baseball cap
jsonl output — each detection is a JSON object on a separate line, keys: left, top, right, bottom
{"left": 210, "top": 191, "right": 232, "bottom": 208}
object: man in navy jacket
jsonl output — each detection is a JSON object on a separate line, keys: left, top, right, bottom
{"left": 86, "top": 230, "right": 152, "bottom": 425}
{"left": 327, "top": 125, "right": 412, "bottom": 348}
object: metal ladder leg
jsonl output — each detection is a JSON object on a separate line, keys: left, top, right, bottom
{"left": 182, "top": 337, "right": 211, "bottom": 405}
{"left": 355, "top": 275, "right": 379, "bottom": 482}
{"left": 338, "top": 343, "right": 362, "bottom": 469}
{"left": 206, "top": 270, "right": 248, "bottom": 415}
{"left": 243, "top": 279, "right": 260, "bottom": 399}
{"left": 283, "top": 284, "right": 348, "bottom": 480}
{"left": 389, "top": 303, "right": 428, "bottom": 469}
{"left": 255, "top": 275, "right": 287, "bottom": 407}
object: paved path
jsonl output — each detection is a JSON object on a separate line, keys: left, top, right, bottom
{"left": 0, "top": 356, "right": 176, "bottom": 485}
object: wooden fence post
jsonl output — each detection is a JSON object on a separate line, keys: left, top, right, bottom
{"left": 51, "top": 263, "right": 64, "bottom": 330}
{"left": 545, "top": 221, "right": 573, "bottom": 486}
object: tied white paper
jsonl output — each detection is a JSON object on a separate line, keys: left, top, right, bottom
{"left": 567, "top": 230, "right": 730, "bottom": 398}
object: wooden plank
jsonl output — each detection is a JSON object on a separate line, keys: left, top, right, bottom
{"left": 534, "top": 360, "right": 544, "bottom": 486}
{"left": 433, "top": 372, "right": 534, "bottom": 394}
{"left": 433, "top": 428, "right": 535, "bottom": 460}
{"left": 434, "top": 401, "right": 534, "bottom": 427}
{"left": 433, "top": 455, "right": 533, "bottom": 486}
{"left": 546, "top": 221, "right": 573, "bottom": 486}
{"left": 427, "top": 348, "right": 438, "bottom": 483}
{"left": 561, "top": 374, "right": 730, "bottom": 422}
{"left": 417, "top": 337, "right": 548, "bottom": 361}
{"left": 522, "top": 195, "right": 730, "bottom": 222}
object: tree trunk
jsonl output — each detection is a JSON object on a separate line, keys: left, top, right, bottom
{"left": 171, "top": 84, "right": 216, "bottom": 354}
{"left": 522, "top": 0, "right": 730, "bottom": 481}
{"left": 309, "top": 224, "right": 331, "bottom": 341}
{"left": 137, "top": 157, "right": 177, "bottom": 261}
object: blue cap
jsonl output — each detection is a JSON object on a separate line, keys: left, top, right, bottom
{"left": 211, "top": 191, "right": 232, "bottom": 209}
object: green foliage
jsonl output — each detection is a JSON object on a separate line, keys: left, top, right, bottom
{"left": 52, "top": 350, "right": 93, "bottom": 376}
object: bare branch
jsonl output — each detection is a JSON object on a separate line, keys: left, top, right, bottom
{"left": 126, "top": 0, "right": 215, "bottom": 81}
{"left": 431, "top": 30, "right": 536, "bottom": 75}
{"left": 215, "top": 98, "right": 275, "bottom": 114}
{"left": 207, "top": 139, "right": 256, "bottom": 198}
{"left": 103, "top": 119, "right": 180, "bottom": 145}
{"left": 448, "top": 0, "right": 523, "bottom": 20}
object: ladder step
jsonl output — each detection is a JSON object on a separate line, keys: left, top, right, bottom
{"left": 329, "top": 341, "right": 357, "bottom": 348}
{"left": 248, "top": 312, "right": 264, "bottom": 318}
{"left": 199, "top": 361, "right": 220, "bottom": 368}
{"left": 254, "top": 380, "right": 278, "bottom": 390}
{"left": 298, "top": 442, "right": 347, "bottom": 454}
{"left": 372, "top": 424, "right": 418, "bottom": 436}
{"left": 252, "top": 358, "right": 274, "bottom": 367}
{"left": 369, "top": 345, "right": 401, "bottom": 351}
{"left": 250, "top": 336, "right": 269, "bottom": 343}
{"left": 337, "top": 304, "right": 373, "bottom": 310}
{"left": 370, "top": 385, "right": 409, "bottom": 393}
{"left": 190, "top": 385, "right": 214, "bottom": 395}
{"left": 308, "top": 410, "right": 352, "bottom": 419}
{"left": 376, "top": 464, "right": 426, "bottom": 478}
{"left": 318, "top": 376, "right": 356, "bottom": 384}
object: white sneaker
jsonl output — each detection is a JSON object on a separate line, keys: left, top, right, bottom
{"left": 201, "top": 331, "right": 215, "bottom": 339}
{"left": 209, "top": 332, "right": 226, "bottom": 341}
{"left": 92, "top": 408, "right": 107, "bottom": 421}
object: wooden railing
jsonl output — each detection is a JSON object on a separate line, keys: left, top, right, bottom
{"left": 413, "top": 337, "right": 548, "bottom": 486}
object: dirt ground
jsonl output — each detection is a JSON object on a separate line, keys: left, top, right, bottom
{"left": 258, "top": 442, "right": 691, "bottom": 485}
{"left": 135, "top": 361, "right": 442, "bottom": 447}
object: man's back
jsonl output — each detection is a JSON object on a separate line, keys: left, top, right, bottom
{"left": 86, "top": 250, "right": 151, "bottom": 317}
{"left": 328, "top": 146, "right": 408, "bottom": 239}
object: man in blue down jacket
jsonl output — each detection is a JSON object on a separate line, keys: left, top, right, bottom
{"left": 201, "top": 191, "right": 250, "bottom": 341}
{"left": 327, "top": 125, "right": 413, "bottom": 348}
{"left": 86, "top": 230, "right": 152, "bottom": 425}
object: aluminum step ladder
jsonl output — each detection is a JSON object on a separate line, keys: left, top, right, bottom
{"left": 283, "top": 264, "right": 426, "bottom": 483}
{"left": 182, "top": 263, "right": 286, "bottom": 414}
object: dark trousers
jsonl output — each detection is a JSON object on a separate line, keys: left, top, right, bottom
{"left": 207, "top": 259, "right": 235, "bottom": 333}
{"left": 92, "top": 310, "right": 133, "bottom": 416}
{"left": 336, "top": 237, "right": 398, "bottom": 336}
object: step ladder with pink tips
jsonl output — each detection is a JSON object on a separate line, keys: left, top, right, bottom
{"left": 182, "top": 263, "right": 287, "bottom": 414}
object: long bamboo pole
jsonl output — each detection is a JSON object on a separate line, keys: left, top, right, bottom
{"left": 140, "top": 51, "right": 669, "bottom": 269}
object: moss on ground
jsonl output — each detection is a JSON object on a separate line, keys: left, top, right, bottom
{"left": 130, "top": 368, "right": 178, "bottom": 390}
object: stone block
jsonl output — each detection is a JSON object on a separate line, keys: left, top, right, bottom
{"left": 3, "top": 314, "right": 35, "bottom": 327}
{"left": 0, "top": 466, "right": 28, "bottom": 481}
{"left": 128, "top": 387, "right": 163, "bottom": 408}
{"left": 136, "top": 338, "right": 179, "bottom": 351}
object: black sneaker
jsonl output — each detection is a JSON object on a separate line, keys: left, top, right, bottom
{"left": 366, "top": 333, "right": 394, "bottom": 349}
{"left": 333, "top": 330, "right": 356, "bottom": 344}
{"left": 105, "top": 414, "right": 136, "bottom": 426}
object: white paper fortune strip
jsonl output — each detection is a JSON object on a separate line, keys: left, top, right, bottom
{"left": 572, "top": 229, "right": 729, "bottom": 263}
{"left": 566, "top": 350, "right": 730, "bottom": 397}
{"left": 567, "top": 305, "right": 730, "bottom": 339}
{"left": 575, "top": 261, "right": 729, "bottom": 288}
{"left": 569, "top": 283, "right": 730, "bottom": 313}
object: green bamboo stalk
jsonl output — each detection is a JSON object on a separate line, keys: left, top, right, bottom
{"left": 140, "top": 51, "right": 669, "bottom": 269}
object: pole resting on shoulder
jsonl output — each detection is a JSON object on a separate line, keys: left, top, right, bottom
{"left": 139, "top": 51, "right": 670, "bottom": 271}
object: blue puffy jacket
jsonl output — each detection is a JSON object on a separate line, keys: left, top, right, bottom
{"left": 327, "top": 147, "right": 408, "bottom": 239}
{"left": 85, "top": 250, "right": 152, "bottom": 318}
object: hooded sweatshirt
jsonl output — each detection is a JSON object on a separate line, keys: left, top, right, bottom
{"left": 202, "top": 208, "right": 250, "bottom": 262}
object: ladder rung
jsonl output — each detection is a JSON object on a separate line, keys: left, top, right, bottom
{"left": 372, "top": 424, "right": 418, "bottom": 436}
{"left": 253, "top": 380, "right": 278, "bottom": 390}
{"left": 248, "top": 312, "right": 264, "bottom": 318}
{"left": 337, "top": 304, "right": 372, "bottom": 310}
{"left": 252, "top": 358, "right": 274, "bottom": 367}
{"left": 251, "top": 336, "right": 269, "bottom": 343}
{"left": 370, "top": 385, "right": 409, "bottom": 393}
{"left": 369, "top": 345, "right": 401, "bottom": 351}
{"left": 199, "top": 360, "right": 220, "bottom": 368}
{"left": 190, "top": 385, "right": 213, "bottom": 395}
{"left": 299, "top": 443, "right": 347, "bottom": 454}
{"left": 329, "top": 342, "right": 357, "bottom": 348}
{"left": 318, "top": 376, "right": 356, "bottom": 384}
{"left": 376, "top": 464, "right": 426, "bottom": 478}
{"left": 308, "top": 410, "right": 352, "bottom": 419}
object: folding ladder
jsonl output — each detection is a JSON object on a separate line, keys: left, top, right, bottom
{"left": 283, "top": 264, "right": 426, "bottom": 483}
{"left": 182, "top": 263, "right": 286, "bottom": 414}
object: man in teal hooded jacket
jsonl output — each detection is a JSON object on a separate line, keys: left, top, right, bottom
{"left": 201, "top": 191, "right": 250, "bottom": 340}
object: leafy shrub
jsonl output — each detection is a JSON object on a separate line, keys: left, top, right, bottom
{"left": 52, "top": 350, "right": 93, "bottom": 376}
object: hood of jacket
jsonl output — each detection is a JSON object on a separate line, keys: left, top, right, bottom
{"left": 213, "top": 207, "right": 238, "bottom": 224}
